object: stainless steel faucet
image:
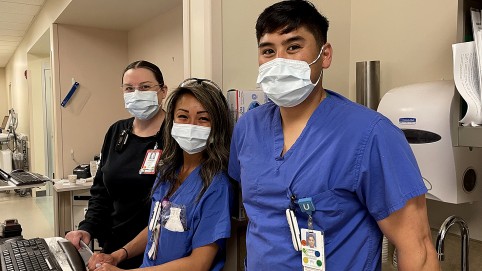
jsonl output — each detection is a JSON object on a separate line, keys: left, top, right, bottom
{"left": 436, "top": 215, "right": 469, "bottom": 271}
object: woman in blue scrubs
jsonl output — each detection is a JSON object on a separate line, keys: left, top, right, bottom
{"left": 89, "top": 78, "right": 233, "bottom": 271}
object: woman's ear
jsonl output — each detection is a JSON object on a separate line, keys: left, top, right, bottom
{"left": 159, "top": 85, "right": 168, "bottom": 100}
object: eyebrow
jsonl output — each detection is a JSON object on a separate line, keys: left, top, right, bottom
{"left": 122, "top": 81, "right": 155, "bottom": 86}
{"left": 258, "top": 35, "right": 306, "bottom": 48}
{"left": 177, "top": 109, "right": 209, "bottom": 115}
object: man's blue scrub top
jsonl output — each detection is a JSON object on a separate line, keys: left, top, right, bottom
{"left": 229, "top": 91, "right": 427, "bottom": 270}
{"left": 141, "top": 167, "right": 232, "bottom": 270}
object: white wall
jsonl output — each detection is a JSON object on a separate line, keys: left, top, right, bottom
{"left": 27, "top": 54, "right": 49, "bottom": 174}
{"left": 183, "top": 0, "right": 222, "bottom": 86}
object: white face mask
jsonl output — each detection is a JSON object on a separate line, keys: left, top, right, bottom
{"left": 171, "top": 123, "right": 211, "bottom": 154}
{"left": 256, "top": 46, "right": 324, "bottom": 107}
{"left": 124, "top": 90, "right": 160, "bottom": 120}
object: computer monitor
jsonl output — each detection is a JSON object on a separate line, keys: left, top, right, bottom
{"left": 0, "top": 116, "right": 8, "bottom": 131}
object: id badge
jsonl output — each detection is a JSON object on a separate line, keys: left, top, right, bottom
{"left": 300, "top": 228, "right": 325, "bottom": 271}
{"left": 139, "top": 149, "right": 162, "bottom": 174}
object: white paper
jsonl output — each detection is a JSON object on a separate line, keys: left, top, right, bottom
{"left": 470, "top": 9, "right": 482, "bottom": 94}
{"left": 452, "top": 41, "right": 482, "bottom": 126}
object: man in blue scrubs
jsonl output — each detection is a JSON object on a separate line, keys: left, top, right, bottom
{"left": 228, "top": 1, "right": 441, "bottom": 270}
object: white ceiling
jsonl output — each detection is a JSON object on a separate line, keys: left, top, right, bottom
{"left": 0, "top": 0, "right": 181, "bottom": 67}
{"left": 55, "top": 0, "right": 180, "bottom": 31}
{"left": 0, "top": 0, "right": 45, "bottom": 67}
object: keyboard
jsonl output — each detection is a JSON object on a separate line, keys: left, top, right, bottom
{"left": 0, "top": 238, "right": 86, "bottom": 271}
{"left": 0, "top": 238, "right": 62, "bottom": 271}
{"left": 0, "top": 169, "right": 47, "bottom": 186}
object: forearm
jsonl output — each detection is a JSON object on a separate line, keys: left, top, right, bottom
{"left": 396, "top": 234, "right": 440, "bottom": 271}
{"left": 113, "top": 227, "right": 149, "bottom": 264}
{"left": 378, "top": 196, "right": 440, "bottom": 271}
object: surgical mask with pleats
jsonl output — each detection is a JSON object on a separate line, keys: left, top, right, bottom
{"left": 171, "top": 123, "right": 211, "bottom": 154}
{"left": 124, "top": 90, "right": 160, "bottom": 120}
{"left": 256, "top": 46, "right": 324, "bottom": 107}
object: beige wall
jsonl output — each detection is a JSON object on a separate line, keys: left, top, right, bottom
{"left": 52, "top": 24, "right": 129, "bottom": 177}
{"left": 0, "top": 68, "right": 6, "bottom": 117}
{"left": 128, "top": 3, "right": 184, "bottom": 93}
{"left": 222, "top": 0, "right": 351, "bottom": 96}
{"left": 221, "top": 0, "right": 276, "bottom": 91}
{"left": 320, "top": 0, "right": 351, "bottom": 96}
{"left": 5, "top": 0, "right": 71, "bottom": 135}
{"left": 222, "top": 0, "right": 458, "bottom": 100}
{"left": 349, "top": 0, "right": 459, "bottom": 100}
{"left": 52, "top": 12, "right": 185, "bottom": 178}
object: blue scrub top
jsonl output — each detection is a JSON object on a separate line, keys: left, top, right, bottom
{"left": 229, "top": 90, "right": 427, "bottom": 270}
{"left": 141, "top": 167, "right": 232, "bottom": 270}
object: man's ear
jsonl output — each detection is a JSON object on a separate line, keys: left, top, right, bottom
{"left": 321, "top": 42, "right": 333, "bottom": 69}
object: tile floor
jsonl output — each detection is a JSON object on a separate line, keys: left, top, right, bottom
{"left": 0, "top": 190, "right": 54, "bottom": 239}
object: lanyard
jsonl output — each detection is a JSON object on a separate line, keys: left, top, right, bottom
{"left": 152, "top": 121, "right": 164, "bottom": 150}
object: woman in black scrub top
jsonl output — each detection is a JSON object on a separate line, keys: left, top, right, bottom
{"left": 65, "top": 60, "right": 168, "bottom": 269}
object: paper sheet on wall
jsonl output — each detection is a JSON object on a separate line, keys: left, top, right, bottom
{"left": 452, "top": 41, "right": 482, "bottom": 126}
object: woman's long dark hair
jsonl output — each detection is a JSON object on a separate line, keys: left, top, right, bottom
{"left": 151, "top": 80, "right": 232, "bottom": 200}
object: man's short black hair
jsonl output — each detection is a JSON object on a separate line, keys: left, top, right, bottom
{"left": 256, "top": 0, "right": 329, "bottom": 48}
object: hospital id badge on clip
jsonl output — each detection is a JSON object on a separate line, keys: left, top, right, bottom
{"left": 300, "top": 228, "right": 325, "bottom": 271}
{"left": 139, "top": 149, "right": 161, "bottom": 174}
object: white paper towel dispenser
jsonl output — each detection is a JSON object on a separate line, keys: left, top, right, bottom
{"left": 377, "top": 80, "right": 482, "bottom": 204}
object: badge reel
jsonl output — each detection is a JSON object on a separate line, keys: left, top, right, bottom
{"left": 148, "top": 201, "right": 162, "bottom": 260}
{"left": 298, "top": 197, "right": 325, "bottom": 271}
{"left": 286, "top": 208, "right": 302, "bottom": 251}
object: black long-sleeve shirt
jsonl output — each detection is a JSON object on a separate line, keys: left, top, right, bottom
{"left": 79, "top": 117, "right": 163, "bottom": 268}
